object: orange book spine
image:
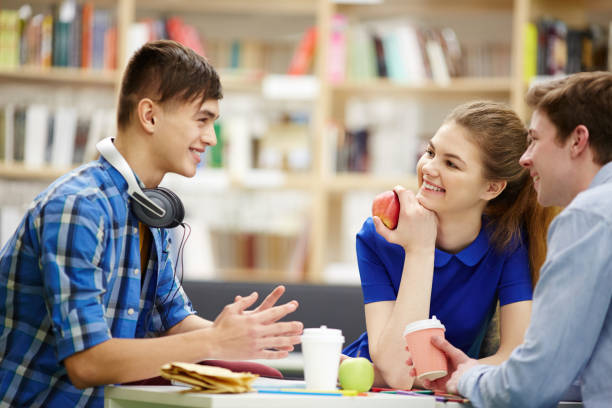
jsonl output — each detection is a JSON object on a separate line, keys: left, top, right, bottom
{"left": 287, "top": 26, "right": 317, "bottom": 75}
{"left": 81, "top": 2, "right": 93, "bottom": 68}
{"left": 103, "top": 26, "right": 116, "bottom": 70}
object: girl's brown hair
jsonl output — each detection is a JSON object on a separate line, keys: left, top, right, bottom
{"left": 445, "top": 101, "right": 558, "bottom": 286}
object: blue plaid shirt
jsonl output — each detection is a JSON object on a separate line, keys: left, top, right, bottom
{"left": 0, "top": 157, "right": 195, "bottom": 407}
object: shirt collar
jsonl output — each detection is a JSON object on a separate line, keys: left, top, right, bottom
{"left": 434, "top": 224, "right": 489, "bottom": 267}
{"left": 100, "top": 155, "right": 147, "bottom": 197}
{"left": 589, "top": 161, "right": 612, "bottom": 188}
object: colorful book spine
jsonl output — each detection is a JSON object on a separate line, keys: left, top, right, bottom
{"left": 327, "top": 14, "right": 347, "bottom": 84}
{"left": 81, "top": 2, "right": 93, "bottom": 68}
{"left": 287, "top": 26, "right": 317, "bottom": 75}
{"left": 523, "top": 22, "right": 537, "bottom": 81}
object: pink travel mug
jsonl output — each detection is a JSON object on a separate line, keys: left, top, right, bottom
{"left": 403, "top": 316, "right": 448, "bottom": 381}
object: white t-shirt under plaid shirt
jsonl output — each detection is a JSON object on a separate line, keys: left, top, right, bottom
{"left": 0, "top": 157, "right": 195, "bottom": 407}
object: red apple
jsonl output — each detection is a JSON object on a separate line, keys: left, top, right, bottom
{"left": 372, "top": 190, "right": 400, "bottom": 229}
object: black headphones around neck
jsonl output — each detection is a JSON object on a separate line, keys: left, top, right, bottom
{"left": 96, "top": 137, "right": 185, "bottom": 228}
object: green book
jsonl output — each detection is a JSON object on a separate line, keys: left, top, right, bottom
{"left": 208, "top": 121, "right": 224, "bottom": 168}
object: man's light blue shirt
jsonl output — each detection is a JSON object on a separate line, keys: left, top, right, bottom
{"left": 458, "top": 161, "right": 612, "bottom": 407}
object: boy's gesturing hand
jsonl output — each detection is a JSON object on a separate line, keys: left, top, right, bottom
{"left": 210, "top": 285, "right": 303, "bottom": 359}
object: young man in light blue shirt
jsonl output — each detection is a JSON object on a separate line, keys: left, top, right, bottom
{"left": 422, "top": 71, "right": 612, "bottom": 407}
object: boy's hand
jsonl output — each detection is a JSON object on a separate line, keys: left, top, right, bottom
{"left": 211, "top": 287, "right": 303, "bottom": 359}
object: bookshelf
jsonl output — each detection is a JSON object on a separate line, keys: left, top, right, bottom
{"left": 332, "top": 77, "right": 513, "bottom": 94}
{"left": 1, "top": 0, "right": 610, "bottom": 283}
{"left": 0, "top": 66, "right": 117, "bottom": 85}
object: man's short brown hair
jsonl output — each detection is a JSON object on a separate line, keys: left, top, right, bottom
{"left": 117, "top": 40, "right": 223, "bottom": 130}
{"left": 526, "top": 71, "right": 612, "bottom": 165}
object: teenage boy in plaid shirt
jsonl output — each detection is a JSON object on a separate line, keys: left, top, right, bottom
{"left": 0, "top": 40, "right": 303, "bottom": 407}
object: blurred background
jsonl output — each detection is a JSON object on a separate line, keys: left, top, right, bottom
{"left": 1, "top": 0, "right": 611, "bottom": 287}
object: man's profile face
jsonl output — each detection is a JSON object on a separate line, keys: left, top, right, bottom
{"left": 519, "top": 109, "right": 575, "bottom": 207}
{"left": 151, "top": 97, "right": 220, "bottom": 178}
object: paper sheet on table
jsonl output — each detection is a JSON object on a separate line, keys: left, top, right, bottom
{"left": 160, "top": 362, "right": 258, "bottom": 393}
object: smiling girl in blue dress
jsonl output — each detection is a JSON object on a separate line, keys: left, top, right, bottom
{"left": 343, "top": 101, "right": 558, "bottom": 389}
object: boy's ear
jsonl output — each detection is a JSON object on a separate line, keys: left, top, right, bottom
{"left": 136, "top": 98, "right": 156, "bottom": 134}
{"left": 482, "top": 180, "right": 507, "bottom": 201}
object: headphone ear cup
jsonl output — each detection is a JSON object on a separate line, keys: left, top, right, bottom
{"left": 157, "top": 187, "right": 184, "bottom": 226}
{"left": 131, "top": 188, "right": 184, "bottom": 228}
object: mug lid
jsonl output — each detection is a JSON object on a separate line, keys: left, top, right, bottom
{"left": 301, "top": 325, "right": 344, "bottom": 342}
{"left": 403, "top": 316, "right": 445, "bottom": 336}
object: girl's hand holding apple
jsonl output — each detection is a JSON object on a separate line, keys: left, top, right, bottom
{"left": 372, "top": 186, "right": 438, "bottom": 251}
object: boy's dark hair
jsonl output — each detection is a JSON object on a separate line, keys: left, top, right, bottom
{"left": 117, "top": 40, "right": 223, "bottom": 130}
{"left": 526, "top": 71, "right": 612, "bottom": 165}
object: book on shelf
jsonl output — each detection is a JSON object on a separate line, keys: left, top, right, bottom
{"left": 0, "top": 2, "right": 116, "bottom": 71}
{"left": 44, "top": 113, "right": 54, "bottom": 164}
{"left": 287, "top": 26, "right": 317, "bottom": 75}
{"left": 205, "top": 122, "right": 224, "bottom": 168}
{"left": 0, "top": 10, "right": 20, "bottom": 67}
{"left": 609, "top": 21, "right": 612, "bottom": 71}
{"left": 424, "top": 28, "right": 451, "bottom": 85}
{"left": 346, "top": 25, "right": 377, "bottom": 81}
{"left": 372, "top": 33, "right": 387, "bottom": 78}
{"left": 335, "top": 127, "right": 369, "bottom": 173}
{"left": 524, "top": 22, "right": 538, "bottom": 82}
{"left": 72, "top": 115, "right": 90, "bottom": 165}
{"left": 0, "top": 105, "right": 14, "bottom": 163}
{"left": 70, "top": 2, "right": 82, "bottom": 69}
{"left": 338, "top": 97, "right": 420, "bottom": 176}
{"left": 327, "top": 14, "right": 347, "bottom": 84}
{"left": 50, "top": 106, "right": 77, "bottom": 168}
{"left": 165, "top": 16, "right": 205, "bottom": 56}
{"left": 126, "top": 16, "right": 205, "bottom": 63}
{"left": 395, "top": 24, "right": 427, "bottom": 83}
{"left": 0, "top": 107, "right": 5, "bottom": 161}
{"left": 24, "top": 104, "right": 49, "bottom": 168}
{"left": 40, "top": 14, "right": 53, "bottom": 67}
{"left": 12, "top": 106, "right": 25, "bottom": 163}
{"left": 0, "top": 102, "right": 113, "bottom": 170}
{"left": 81, "top": 2, "right": 93, "bottom": 69}
{"left": 341, "top": 17, "right": 511, "bottom": 83}
{"left": 529, "top": 17, "right": 610, "bottom": 80}
{"left": 208, "top": 228, "right": 308, "bottom": 281}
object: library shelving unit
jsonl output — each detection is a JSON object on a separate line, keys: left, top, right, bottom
{"left": 1, "top": 0, "right": 610, "bottom": 283}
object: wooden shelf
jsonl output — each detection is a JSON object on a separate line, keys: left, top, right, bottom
{"left": 0, "top": 163, "right": 73, "bottom": 181}
{"left": 162, "top": 169, "right": 314, "bottom": 192}
{"left": 326, "top": 173, "right": 419, "bottom": 192}
{"left": 337, "top": 0, "right": 513, "bottom": 17}
{"left": 135, "top": 0, "right": 315, "bottom": 15}
{"left": 332, "top": 77, "right": 513, "bottom": 95}
{"left": 0, "top": 66, "right": 118, "bottom": 86}
{"left": 219, "top": 73, "right": 263, "bottom": 93}
{"left": 231, "top": 172, "right": 314, "bottom": 190}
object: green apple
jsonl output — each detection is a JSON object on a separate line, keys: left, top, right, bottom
{"left": 338, "top": 357, "right": 374, "bottom": 392}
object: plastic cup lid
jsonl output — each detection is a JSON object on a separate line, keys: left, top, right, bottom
{"left": 403, "top": 316, "right": 446, "bottom": 336}
{"left": 301, "top": 325, "right": 344, "bottom": 342}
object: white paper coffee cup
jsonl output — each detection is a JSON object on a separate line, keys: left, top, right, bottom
{"left": 301, "top": 326, "right": 344, "bottom": 390}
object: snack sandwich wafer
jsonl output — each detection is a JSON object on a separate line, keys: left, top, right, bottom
{"left": 160, "top": 362, "right": 258, "bottom": 393}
